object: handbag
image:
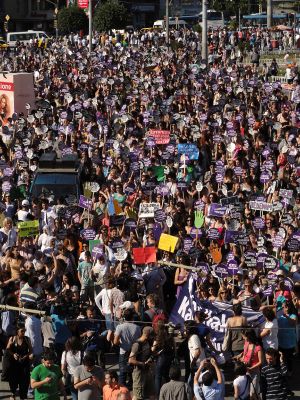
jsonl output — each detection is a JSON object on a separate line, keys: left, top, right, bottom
{"left": 222, "top": 326, "right": 232, "bottom": 352}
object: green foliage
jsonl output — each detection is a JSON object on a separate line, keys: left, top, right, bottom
{"left": 228, "top": 20, "right": 238, "bottom": 30}
{"left": 57, "top": 6, "right": 88, "bottom": 34}
{"left": 93, "top": 0, "right": 129, "bottom": 32}
{"left": 193, "top": 24, "right": 202, "bottom": 33}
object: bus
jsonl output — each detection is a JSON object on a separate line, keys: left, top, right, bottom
{"left": 199, "top": 10, "right": 225, "bottom": 29}
{"left": 7, "top": 30, "right": 49, "bottom": 47}
{"left": 242, "top": 12, "right": 288, "bottom": 27}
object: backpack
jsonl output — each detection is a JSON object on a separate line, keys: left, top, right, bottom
{"left": 145, "top": 308, "right": 167, "bottom": 332}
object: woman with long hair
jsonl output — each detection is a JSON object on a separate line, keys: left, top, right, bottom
{"left": 61, "top": 336, "right": 82, "bottom": 400}
{"left": 260, "top": 307, "right": 278, "bottom": 350}
{"left": 237, "top": 329, "right": 263, "bottom": 400}
{"left": 6, "top": 322, "right": 33, "bottom": 400}
{"left": 223, "top": 303, "right": 248, "bottom": 357}
{"left": 0, "top": 94, "right": 10, "bottom": 125}
{"left": 151, "top": 320, "right": 175, "bottom": 397}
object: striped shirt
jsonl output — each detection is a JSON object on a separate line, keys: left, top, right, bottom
{"left": 20, "top": 284, "right": 39, "bottom": 304}
{"left": 261, "top": 362, "right": 288, "bottom": 400}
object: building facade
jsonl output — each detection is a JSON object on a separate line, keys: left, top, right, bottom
{"left": 1, "top": 0, "right": 66, "bottom": 34}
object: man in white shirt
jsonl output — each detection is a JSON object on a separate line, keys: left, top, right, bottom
{"left": 17, "top": 199, "right": 32, "bottom": 221}
{"left": 25, "top": 310, "right": 43, "bottom": 365}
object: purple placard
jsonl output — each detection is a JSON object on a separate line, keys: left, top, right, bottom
{"left": 15, "top": 150, "right": 23, "bottom": 160}
{"left": 154, "top": 209, "right": 167, "bottom": 222}
{"left": 79, "top": 195, "right": 93, "bottom": 210}
{"left": 234, "top": 167, "right": 243, "bottom": 176}
{"left": 3, "top": 168, "right": 13, "bottom": 177}
{"left": 227, "top": 259, "right": 239, "bottom": 275}
{"left": 253, "top": 217, "right": 265, "bottom": 230}
{"left": 196, "top": 262, "right": 209, "bottom": 274}
{"left": 260, "top": 171, "right": 271, "bottom": 184}
{"left": 244, "top": 252, "right": 257, "bottom": 268}
{"left": 208, "top": 203, "right": 227, "bottom": 218}
{"left": 80, "top": 228, "right": 96, "bottom": 240}
{"left": 214, "top": 263, "right": 229, "bottom": 277}
{"left": 124, "top": 184, "right": 136, "bottom": 195}
{"left": 207, "top": 228, "right": 221, "bottom": 240}
{"left": 262, "top": 285, "right": 273, "bottom": 296}
{"left": 183, "top": 236, "right": 193, "bottom": 253}
{"left": 272, "top": 234, "right": 284, "bottom": 249}
{"left": 124, "top": 218, "right": 137, "bottom": 229}
{"left": 264, "top": 255, "right": 279, "bottom": 270}
{"left": 91, "top": 245, "right": 104, "bottom": 259}
{"left": 194, "top": 200, "right": 205, "bottom": 210}
{"left": 177, "top": 182, "right": 187, "bottom": 190}
{"left": 257, "top": 252, "right": 268, "bottom": 270}
{"left": 157, "top": 185, "right": 170, "bottom": 197}
{"left": 153, "top": 223, "right": 163, "bottom": 241}
{"left": 287, "top": 237, "right": 300, "bottom": 252}
{"left": 190, "top": 227, "right": 203, "bottom": 238}
{"left": 224, "top": 230, "right": 239, "bottom": 244}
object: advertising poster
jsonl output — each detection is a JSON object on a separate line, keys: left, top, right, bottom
{"left": 0, "top": 73, "right": 35, "bottom": 125}
{"left": 0, "top": 77, "right": 14, "bottom": 125}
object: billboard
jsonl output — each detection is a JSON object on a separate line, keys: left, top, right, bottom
{"left": 0, "top": 73, "right": 35, "bottom": 125}
{"left": 78, "top": 0, "right": 89, "bottom": 8}
{"left": 0, "top": 78, "right": 14, "bottom": 126}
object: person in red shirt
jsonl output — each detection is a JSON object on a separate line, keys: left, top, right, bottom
{"left": 236, "top": 329, "right": 263, "bottom": 399}
{"left": 103, "top": 371, "right": 131, "bottom": 400}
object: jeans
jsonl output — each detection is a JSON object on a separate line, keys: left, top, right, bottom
{"left": 154, "top": 353, "right": 172, "bottom": 396}
{"left": 65, "top": 372, "right": 78, "bottom": 400}
{"left": 104, "top": 313, "right": 113, "bottom": 331}
{"left": 119, "top": 352, "right": 130, "bottom": 387}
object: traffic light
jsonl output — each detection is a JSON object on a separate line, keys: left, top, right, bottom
{"left": 4, "top": 22, "right": 8, "bottom": 32}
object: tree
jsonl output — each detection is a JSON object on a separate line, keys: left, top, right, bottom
{"left": 57, "top": 5, "right": 88, "bottom": 34}
{"left": 93, "top": 0, "right": 129, "bottom": 32}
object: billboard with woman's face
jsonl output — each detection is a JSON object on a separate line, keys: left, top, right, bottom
{"left": 0, "top": 73, "right": 35, "bottom": 126}
{"left": 0, "top": 79, "right": 14, "bottom": 125}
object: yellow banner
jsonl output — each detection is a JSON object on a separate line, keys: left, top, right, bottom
{"left": 18, "top": 220, "right": 39, "bottom": 237}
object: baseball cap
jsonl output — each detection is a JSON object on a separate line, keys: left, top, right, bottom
{"left": 119, "top": 301, "right": 134, "bottom": 310}
{"left": 22, "top": 199, "right": 30, "bottom": 206}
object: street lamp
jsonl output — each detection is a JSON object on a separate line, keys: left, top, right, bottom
{"left": 201, "top": 0, "right": 208, "bottom": 61}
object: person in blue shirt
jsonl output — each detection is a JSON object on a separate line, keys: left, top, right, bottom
{"left": 51, "top": 305, "right": 72, "bottom": 363}
{"left": 278, "top": 301, "right": 297, "bottom": 375}
{"left": 194, "top": 358, "right": 224, "bottom": 400}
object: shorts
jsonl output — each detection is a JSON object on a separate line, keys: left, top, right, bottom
{"left": 132, "top": 367, "right": 155, "bottom": 400}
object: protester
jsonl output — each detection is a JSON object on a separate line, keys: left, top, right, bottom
{"left": 73, "top": 354, "right": 104, "bottom": 400}
{"left": 0, "top": 24, "right": 299, "bottom": 399}
{"left": 159, "top": 365, "right": 192, "bottom": 400}
{"left": 6, "top": 322, "right": 33, "bottom": 400}
{"left": 103, "top": 371, "right": 131, "bottom": 400}
{"left": 30, "top": 350, "right": 66, "bottom": 400}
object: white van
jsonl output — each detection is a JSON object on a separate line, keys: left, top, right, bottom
{"left": 7, "top": 31, "right": 49, "bottom": 47}
{"left": 153, "top": 19, "right": 187, "bottom": 29}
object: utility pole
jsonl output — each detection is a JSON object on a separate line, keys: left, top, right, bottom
{"left": 166, "top": 0, "right": 169, "bottom": 46}
{"left": 267, "top": 0, "right": 272, "bottom": 28}
{"left": 201, "top": 0, "right": 207, "bottom": 61}
{"left": 89, "top": 0, "right": 92, "bottom": 52}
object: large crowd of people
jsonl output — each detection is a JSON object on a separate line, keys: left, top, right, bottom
{"left": 0, "top": 26, "right": 299, "bottom": 400}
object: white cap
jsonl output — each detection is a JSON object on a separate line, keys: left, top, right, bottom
{"left": 119, "top": 301, "right": 134, "bottom": 310}
{"left": 22, "top": 199, "right": 30, "bottom": 206}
